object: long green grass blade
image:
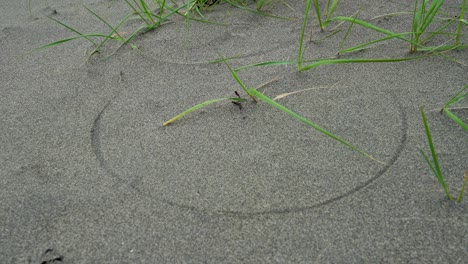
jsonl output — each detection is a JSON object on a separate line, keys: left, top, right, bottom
{"left": 340, "top": 32, "right": 411, "bottom": 54}
{"left": 313, "top": 0, "right": 324, "bottom": 31}
{"left": 235, "top": 60, "right": 295, "bottom": 71}
{"left": 330, "top": 16, "right": 411, "bottom": 42}
{"left": 298, "top": 0, "right": 312, "bottom": 70}
{"left": 25, "top": 34, "right": 119, "bottom": 55}
{"left": 46, "top": 16, "right": 97, "bottom": 45}
{"left": 83, "top": 6, "right": 125, "bottom": 41}
{"left": 139, "top": 0, "right": 156, "bottom": 24}
{"left": 248, "top": 88, "right": 385, "bottom": 165}
{"left": 456, "top": 0, "right": 467, "bottom": 45}
{"left": 443, "top": 85, "right": 468, "bottom": 108}
{"left": 420, "top": 105, "right": 452, "bottom": 201}
{"left": 442, "top": 109, "right": 468, "bottom": 131}
{"left": 299, "top": 56, "right": 426, "bottom": 71}
{"left": 218, "top": 53, "right": 257, "bottom": 102}
{"left": 163, "top": 97, "right": 246, "bottom": 126}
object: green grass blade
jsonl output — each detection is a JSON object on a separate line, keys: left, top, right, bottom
{"left": 442, "top": 109, "right": 468, "bottom": 131}
{"left": 420, "top": 18, "right": 455, "bottom": 45}
{"left": 46, "top": 16, "right": 97, "bottom": 45}
{"left": 235, "top": 60, "right": 295, "bottom": 71}
{"left": 457, "top": 169, "right": 468, "bottom": 202}
{"left": 125, "top": 0, "right": 147, "bottom": 23}
{"left": 299, "top": 56, "right": 426, "bottom": 71}
{"left": 83, "top": 6, "right": 125, "bottom": 41}
{"left": 339, "top": 32, "right": 411, "bottom": 54}
{"left": 25, "top": 34, "right": 119, "bottom": 55}
{"left": 443, "top": 85, "right": 468, "bottom": 108}
{"left": 86, "top": 12, "right": 133, "bottom": 60}
{"left": 163, "top": 97, "right": 246, "bottom": 126}
{"left": 313, "top": 0, "right": 324, "bottom": 31}
{"left": 456, "top": 0, "right": 467, "bottom": 45}
{"left": 420, "top": 149, "right": 440, "bottom": 177}
{"left": 248, "top": 88, "right": 385, "bottom": 165}
{"left": 326, "top": 0, "right": 339, "bottom": 21}
{"left": 330, "top": 16, "right": 410, "bottom": 42}
{"left": 218, "top": 53, "right": 257, "bottom": 102}
{"left": 419, "top": 0, "right": 444, "bottom": 34}
{"left": 420, "top": 105, "right": 452, "bottom": 201}
{"left": 298, "top": 0, "right": 312, "bottom": 70}
{"left": 339, "top": 10, "right": 360, "bottom": 52}
{"left": 139, "top": 0, "right": 156, "bottom": 24}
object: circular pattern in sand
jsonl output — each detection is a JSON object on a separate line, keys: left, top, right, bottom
{"left": 94, "top": 83, "right": 406, "bottom": 215}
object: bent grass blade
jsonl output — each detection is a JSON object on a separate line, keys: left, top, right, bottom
{"left": 217, "top": 53, "right": 257, "bottom": 102}
{"left": 248, "top": 88, "right": 385, "bottom": 165}
{"left": 162, "top": 97, "right": 246, "bottom": 126}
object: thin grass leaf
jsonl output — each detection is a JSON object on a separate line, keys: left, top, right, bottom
{"left": 330, "top": 16, "right": 411, "bottom": 42}
{"left": 325, "top": 0, "right": 339, "bottom": 21}
{"left": 298, "top": 0, "right": 312, "bottom": 70}
{"left": 24, "top": 34, "right": 119, "bottom": 56}
{"left": 86, "top": 12, "right": 133, "bottom": 61}
{"left": 235, "top": 60, "right": 295, "bottom": 71}
{"left": 442, "top": 109, "right": 468, "bottom": 131}
{"left": 299, "top": 56, "right": 427, "bottom": 71}
{"left": 339, "top": 10, "right": 361, "bottom": 52}
{"left": 313, "top": 0, "right": 324, "bottom": 31}
{"left": 139, "top": 0, "right": 157, "bottom": 24}
{"left": 163, "top": 97, "right": 246, "bottom": 126}
{"left": 443, "top": 85, "right": 468, "bottom": 108}
{"left": 340, "top": 32, "right": 411, "bottom": 54}
{"left": 46, "top": 16, "right": 97, "bottom": 45}
{"left": 83, "top": 6, "right": 125, "bottom": 41}
{"left": 125, "top": 0, "right": 148, "bottom": 23}
{"left": 457, "top": 169, "right": 468, "bottom": 202}
{"left": 248, "top": 88, "right": 385, "bottom": 165}
{"left": 420, "top": 105, "right": 452, "bottom": 201}
{"left": 217, "top": 52, "right": 257, "bottom": 102}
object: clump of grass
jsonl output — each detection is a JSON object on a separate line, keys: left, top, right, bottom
{"left": 410, "top": 0, "right": 445, "bottom": 52}
{"left": 24, "top": 7, "right": 132, "bottom": 60}
{"left": 420, "top": 105, "right": 467, "bottom": 202}
{"left": 164, "top": 55, "right": 384, "bottom": 165}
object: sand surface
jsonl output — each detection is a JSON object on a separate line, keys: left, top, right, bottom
{"left": 1, "top": 0, "right": 467, "bottom": 263}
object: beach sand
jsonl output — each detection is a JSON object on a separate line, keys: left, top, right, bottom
{"left": 1, "top": 0, "right": 467, "bottom": 263}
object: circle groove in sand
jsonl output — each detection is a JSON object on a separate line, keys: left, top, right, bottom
{"left": 93, "top": 87, "right": 406, "bottom": 215}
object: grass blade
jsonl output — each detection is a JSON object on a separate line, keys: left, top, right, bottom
{"left": 457, "top": 169, "right": 468, "bottom": 202}
{"left": 163, "top": 97, "right": 246, "bottom": 126}
{"left": 235, "top": 60, "right": 295, "bottom": 71}
{"left": 248, "top": 88, "right": 385, "bottom": 165}
{"left": 24, "top": 34, "right": 119, "bottom": 56}
{"left": 298, "top": 0, "right": 312, "bottom": 70}
{"left": 456, "top": 0, "right": 467, "bottom": 45}
{"left": 299, "top": 56, "right": 427, "bottom": 71}
{"left": 46, "top": 16, "right": 97, "bottom": 45}
{"left": 443, "top": 85, "right": 468, "bottom": 108}
{"left": 420, "top": 105, "right": 452, "bottom": 201}
{"left": 217, "top": 53, "right": 257, "bottom": 102}
{"left": 442, "top": 109, "right": 468, "bottom": 131}
{"left": 313, "top": 0, "right": 324, "bottom": 31}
